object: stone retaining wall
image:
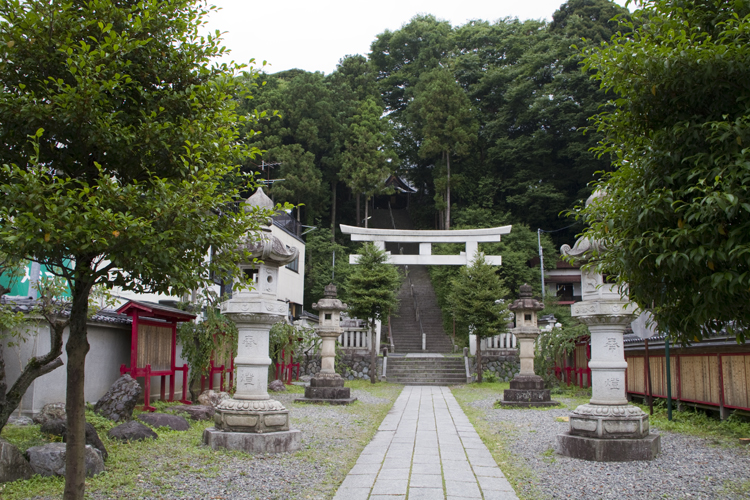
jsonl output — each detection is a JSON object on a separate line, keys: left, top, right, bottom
{"left": 299, "top": 353, "right": 383, "bottom": 381}
{"left": 471, "top": 352, "right": 520, "bottom": 382}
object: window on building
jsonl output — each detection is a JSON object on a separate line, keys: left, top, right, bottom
{"left": 286, "top": 257, "right": 299, "bottom": 273}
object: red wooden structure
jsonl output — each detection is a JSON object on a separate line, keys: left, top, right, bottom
{"left": 200, "top": 342, "right": 235, "bottom": 393}
{"left": 274, "top": 349, "right": 300, "bottom": 385}
{"left": 554, "top": 338, "right": 591, "bottom": 388}
{"left": 117, "top": 300, "right": 196, "bottom": 411}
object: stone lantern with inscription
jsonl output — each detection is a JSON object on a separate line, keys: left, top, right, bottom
{"left": 501, "top": 284, "right": 558, "bottom": 407}
{"left": 202, "top": 188, "right": 301, "bottom": 454}
{"left": 296, "top": 283, "right": 356, "bottom": 405}
{"left": 556, "top": 191, "right": 660, "bottom": 461}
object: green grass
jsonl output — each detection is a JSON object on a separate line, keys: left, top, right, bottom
{"left": 719, "top": 478, "right": 750, "bottom": 498}
{"left": 0, "top": 383, "right": 404, "bottom": 500}
{"left": 451, "top": 382, "right": 544, "bottom": 500}
{"left": 632, "top": 400, "right": 750, "bottom": 446}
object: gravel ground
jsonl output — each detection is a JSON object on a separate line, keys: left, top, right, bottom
{"left": 119, "top": 388, "right": 396, "bottom": 500}
{"left": 471, "top": 396, "right": 750, "bottom": 500}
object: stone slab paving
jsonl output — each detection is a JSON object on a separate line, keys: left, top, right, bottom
{"left": 333, "top": 385, "right": 519, "bottom": 500}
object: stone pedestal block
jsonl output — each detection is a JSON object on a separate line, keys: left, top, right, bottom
{"left": 568, "top": 404, "right": 650, "bottom": 439}
{"left": 295, "top": 373, "right": 357, "bottom": 405}
{"left": 203, "top": 428, "right": 301, "bottom": 454}
{"left": 213, "top": 399, "right": 290, "bottom": 433}
{"left": 500, "top": 374, "right": 559, "bottom": 408}
{"left": 556, "top": 432, "right": 661, "bottom": 462}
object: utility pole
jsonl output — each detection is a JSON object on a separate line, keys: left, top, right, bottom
{"left": 538, "top": 228, "right": 545, "bottom": 297}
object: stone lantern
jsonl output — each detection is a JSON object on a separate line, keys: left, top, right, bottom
{"left": 202, "top": 188, "right": 301, "bottom": 454}
{"left": 500, "top": 284, "right": 558, "bottom": 407}
{"left": 556, "top": 191, "right": 660, "bottom": 461}
{"left": 296, "top": 283, "right": 356, "bottom": 405}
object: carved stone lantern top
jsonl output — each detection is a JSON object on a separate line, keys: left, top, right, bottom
{"left": 509, "top": 284, "right": 543, "bottom": 332}
{"left": 313, "top": 283, "right": 348, "bottom": 333}
{"left": 237, "top": 188, "right": 298, "bottom": 266}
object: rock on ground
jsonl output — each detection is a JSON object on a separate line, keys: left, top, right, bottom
{"left": 7, "top": 416, "right": 33, "bottom": 426}
{"left": 170, "top": 405, "right": 214, "bottom": 421}
{"left": 268, "top": 379, "right": 286, "bottom": 392}
{"left": 94, "top": 374, "right": 142, "bottom": 422}
{"left": 25, "top": 443, "right": 104, "bottom": 478}
{"left": 197, "top": 390, "right": 229, "bottom": 407}
{"left": 39, "top": 419, "right": 109, "bottom": 461}
{"left": 32, "top": 402, "right": 66, "bottom": 426}
{"left": 0, "top": 438, "right": 34, "bottom": 483}
{"left": 138, "top": 413, "right": 189, "bottom": 431}
{"left": 108, "top": 420, "right": 158, "bottom": 442}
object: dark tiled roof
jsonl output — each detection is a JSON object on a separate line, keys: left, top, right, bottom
{"left": 1, "top": 296, "right": 131, "bottom": 325}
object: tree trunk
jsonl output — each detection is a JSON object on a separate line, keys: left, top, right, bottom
{"left": 63, "top": 268, "right": 93, "bottom": 500}
{"left": 356, "top": 193, "right": 361, "bottom": 227}
{"left": 476, "top": 337, "right": 483, "bottom": 383}
{"left": 330, "top": 180, "right": 337, "bottom": 243}
{"left": 0, "top": 322, "right": 65, "bottom": 432}
{"left": 445, "top": 152, "right": 451, "bottom": 230}
{"left": 369, "top": 319, "right": 376, "bottom": 384}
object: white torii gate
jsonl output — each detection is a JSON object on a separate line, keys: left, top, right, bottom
{"left": 340, "top": 224, "right": 512, "bottom": 266}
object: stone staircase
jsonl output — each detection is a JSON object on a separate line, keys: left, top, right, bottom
{"left": 386, "top": 357, "right": 467, "bottom": 386}
{"left": 390, "top": 266, "right": 454, "bottom": 353}
{"left": 369, "top": 208, "right": 454, "bottom": 354}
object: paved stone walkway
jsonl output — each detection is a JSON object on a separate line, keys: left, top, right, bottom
{"left": 333, "top": 385, "right": 519, "bottom": 500}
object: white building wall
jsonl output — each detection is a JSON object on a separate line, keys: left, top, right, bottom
{"left": 272, "top": 224, "right": 305, "bottom": 306}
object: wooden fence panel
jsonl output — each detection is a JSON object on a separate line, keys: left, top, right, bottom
{"left": 722, "top": 355, "right": 750, "bottom": 409}
{"left": 627, "top": 357, "right": 645, "bottom": 393}
{"left": 137, "top": 324, "right": 172, "bottom": 372}
{"left": 679, "top": 355, "right": 721, "bottom": 405}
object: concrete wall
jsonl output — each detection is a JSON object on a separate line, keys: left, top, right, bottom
{"left": 3, "top": 318, "right": 189, "bottom": 417}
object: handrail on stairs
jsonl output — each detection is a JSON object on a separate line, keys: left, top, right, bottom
{"left": 389, "top": 201, "right": 425, "bottom": 351}
{"left": 405, "top": 266, "right": 427, "bottom": 351}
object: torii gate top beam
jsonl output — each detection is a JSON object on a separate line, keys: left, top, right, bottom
{"left": 340, "top": 224, "right": 512, "bottom": 266}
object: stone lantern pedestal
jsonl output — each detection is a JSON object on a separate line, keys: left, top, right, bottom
{"left": 501, "top": 284, "right": 558, "bottom": 408}
{"left": 555, "top": 231, "right": 660, "bottom": 461}
{"left": 296, "top": 284, "right": 356, "bottom": 405}
{"left": 202, "top": 188, "right": 301, "bottom": 454}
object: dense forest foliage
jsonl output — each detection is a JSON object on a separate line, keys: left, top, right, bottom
{"left": 236, "top": 0, "right": 632, "bottom": 307}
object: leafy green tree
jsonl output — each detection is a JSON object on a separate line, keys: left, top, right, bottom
{"left": 340, "top": 97, "right": 396, "bottom": 227}
{"left": 448, "top": 253, "right": 511, "bottom": 383}
{"left": 534, "top": 300, "right": 590, "bottom": 387}
{"left": 0, "top": 1, "right": 270, "bottom": 496}
{"left": 304, "top": 228, "right": 352, "bottom": 310}
{"left": 345, "top": 243, "right": 401, "bottom": 383}
{"left": 578, "top": 0, "right": 750, "bottom": 344}
{"left": 268, "top": 144, "right": 323, "bottom": 226}
{"left": 408, "top": 67, "right": 477, "bottom": 229}
{"left": 177, "top": 294, "right": 238, "bottom": 402}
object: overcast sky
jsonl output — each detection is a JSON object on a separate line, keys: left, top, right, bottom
{"left": 204, "top": 0, "right": 628, "bottom": 76}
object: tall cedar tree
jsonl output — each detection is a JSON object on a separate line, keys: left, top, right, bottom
{"left": 579, "top": 0, "right": 750, "bottom": 344}
{"left": 339, "top": 97, "right": 396, "bottom": 228}
{"left": 448, "top": 253, "right": 511, "bottom": 382}
{"left": 0, "top": 1, "right": 270, "bottom": 497}
{"left": 345, "top": 243, "right": 401, "bottom": 383}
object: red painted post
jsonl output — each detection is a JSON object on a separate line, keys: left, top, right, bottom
{"left": 169, "top": 322, "right": 177, "bottom": 401}
{"left": 131, "top": 311, "right": 139, "bottom": 379}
